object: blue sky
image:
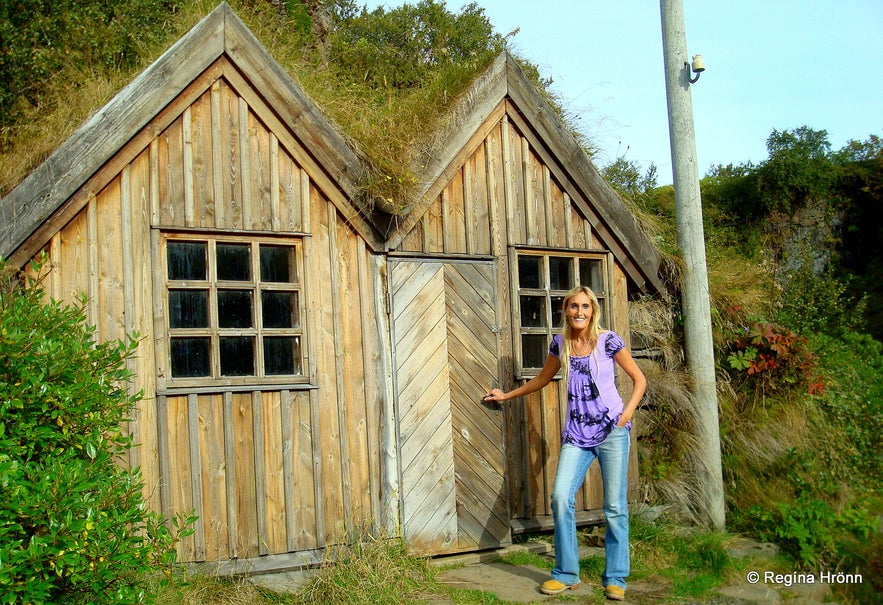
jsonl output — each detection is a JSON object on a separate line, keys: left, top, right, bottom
{"left": 362, "top": 1, "right": 883, "bottom": 185}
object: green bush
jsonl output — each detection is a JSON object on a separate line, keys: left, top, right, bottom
{"left": 0, "top": 261, "right": 181, "bottom": 604}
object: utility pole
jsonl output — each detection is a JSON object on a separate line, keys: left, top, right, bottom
{"left": 659, "top": 0, "right": 725, "bottom": 530}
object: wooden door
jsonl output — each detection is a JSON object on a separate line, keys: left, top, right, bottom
{"left": 391, "top": 259, "right": 510, "bottom": 555}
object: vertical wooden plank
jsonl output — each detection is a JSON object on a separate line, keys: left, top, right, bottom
{"left": 49, "top": 234, "right": 61, "bottom": 299}
{"left": 167, "top": 395, "right": 195, "bottom": 561}
{"left": 239, "top": 97, "right": 252, "bottom": 230}
{"left": 300, "top": 168, "right": 311, "bottom": 233}
{"left": 373, "top": 255, "right": 399, "bottom": 534}
{"left": 358, "top": 240, "right": 382, "bottom": 524}
{"left": 232, "top": 391, "right": 258, "bottom": 558}
{"left": 182, "top": 106, "right": 195, "bottom": 226}
{"left": 95, "top": 182, "right": 124, "bottom": 347}
{"left": 311, "top": 188, "right": 341, "bottom": 543}
{"left": 211, "top": 80, "right": 225, "bottom": 227}
{"left": 129, "top": 150, "right": 159, "bottom": 509}
{"left": 308, "top": 387, "right": 326, "bottom": 545}
{"left": 277, "top": 149, "right": 301, "bottom": 232}
{"left": 327, "top": 206, "right": 354, "bottom": 530}
{"left": 543, "top": 167, "right": 555, "bottom": 245}
{"left": 252, "top": 391, "right": 268, "bottom": 556}
{"left": 281, "top": 390, "right": 297, "bottom": 551}
{"left": 220, "top": 81, "right": 241, "bottom": 229}
{"left": 199, "top": 394, "right": 228, "bottom": 561}
{"left": 187, "top": 393, "right": 206, "bottom": 561}
{"left": 292, "top": 390, "right": 325, "bottom": 550}
{"left": 120, "top": 167, "right": 139, "bottom": 471}
{"left": 342, "top": 232, "right": 370, "bottom": 525}
{"left": 86, "top": 199, "right": 98, "bottom": 326}
{"left": 157, "top": 116, "right": 184, "bottom": 226}
{"left": 156, "top": 395, "right": 172, "bottom": 522}
{"left": 424, "top": 198, "right": 444, "bottom": 254}
{"left": 448, "top": 172, "right": 468, "bottom": 254}
{"left": 521, "top": 139, "right": 535, "bottom": 245}
{"left": 262, "top": 391, "right": 286, "bottom": 554}
{"left": 222, "top": 392, "right": 240, "bottom": 558}
{"left": 501, "top": 116, "right": 517, "bottom": 243}
{"left": 563, "top": 192, "right": 574, "bottom": 248}
{"left": 149, "top": 139, "right": 160, "bottom": 225}
{"left": 190, "top": 90, "right": 216, "bottom": 228}
{"left": 270, "top": 135, "right": 281, "bottom": 231}
{"left": 467, "top": 141, "right": 491, "bottom": 255}
{"left": 248, "top": 108, "right": 273, "bottom": 231}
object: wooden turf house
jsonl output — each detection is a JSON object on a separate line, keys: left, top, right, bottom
{"left": 0, "top": 3, "right": 664, "bottom": 572}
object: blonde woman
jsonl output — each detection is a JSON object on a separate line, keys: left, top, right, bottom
{"left": 484, "top": 286, "right": 646, "bottom": 601}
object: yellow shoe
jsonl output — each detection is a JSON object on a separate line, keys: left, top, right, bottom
{"left": 605, "top": 584, "right": 626, "bottom": 600}
{"left": 539, "top": 579, "right": 580, "bottom": 595}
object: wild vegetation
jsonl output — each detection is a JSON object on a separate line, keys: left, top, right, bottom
{"left": 1, "top": 1, "right": 881, "bottom": 604}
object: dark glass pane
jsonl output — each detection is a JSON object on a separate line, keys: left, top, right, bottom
{"left": 169, "top": 290, "right": 208, "bottom": 329}
{"left": 264, "top": 336, "right": 301, "bottom": 375}
{"left": 517, "top": 256, "right": 541, "bottom": 289}
{"left": 167, "top": 241, "right": 206, "bottom": 280}
{"left": 218, "top": 290, "right": 253, "bottom": 328}
{"left": 519, "top": 296, "right": 546, "bottom": 327}
{"left": 522, "top": 334, "right": 548, "bottom": 369}
{"left": 260, "top": 245, "right": 294, "bottom": 283}
{"left": 220, "top": 337, "right": 254, "bottom": 376}
{"left": 580, "top": 259, "right": 604, "bottom": 292}
{"left": 217, "top": 243, "right": 251, "bottom": 281}
{"left": 170, "top": 337, "right": 210, "bottom": 377}
{"left": 262, "top": 291, "right": 297, "bottom": 328}
{"left": 549, "top": 256, "right": 573, "bottom": 290}
{"left": 551, "top": 296, "right": 565, "bottom": 328}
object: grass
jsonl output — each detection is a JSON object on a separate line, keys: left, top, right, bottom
{"left": 152, "top": 518, "right": 802, "bottom": 605}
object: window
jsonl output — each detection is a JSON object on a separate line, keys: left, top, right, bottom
{"left": 514, "top": 251, "right": 610, "bottom": 376}
{"left": 162, "top": 235, "right": 307, "bottom": 386}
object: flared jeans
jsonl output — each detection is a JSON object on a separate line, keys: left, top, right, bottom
{"left": 550, "top": 425, "right": 630, "bottom": 589}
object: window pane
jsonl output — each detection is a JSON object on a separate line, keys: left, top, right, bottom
{"left": 217, "top": 243, "right": 251, "bottom": 281}
{"left": 167, "top": 241, "right": 206, "bottom": 280}
{"left": 522, "top": 334, "right": 548, "bottom": 369}
{"left": 518, "top": 256, "right": 541, "bottom": 289}
{"left": 169, "top": 290, "right": 208, "bottom": 329}
{"left": 217, "top": 290, "right": 253, "bottom": 328}
{"left": 261, "top": 245, "right": 294, "bottom": 283}
{"left": 170, "top": 337, "right": 210, "bottom": 377}
{"left": 262, "top": 291, "right": 297, "bottom": 329}
{"left": 220, "top": 337, "right": 254, "bottom": 376}
{"left": 580, "top": 259, "right": 604, "bottom": 292}
{"left": 519, "top": 296, "right": 546, "bottom": 327}
{"left": 549, "top": 256, "right": 573, "bottom": 290}
{"left": 264, "top": 336, "right": 301, "bottom": 375}
{"left": 551, "top": 296, "right": 565, "bottom": 328}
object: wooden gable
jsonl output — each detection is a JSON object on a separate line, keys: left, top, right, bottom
{"left": 0, "top": 2, "right": 382, "bottom": 265}
{"left": 389, "top": 52, "right": 663, "bottom": 296}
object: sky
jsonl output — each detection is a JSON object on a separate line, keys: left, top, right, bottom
{"left": 362, "top": 0, "right": 883, "bottom": 185}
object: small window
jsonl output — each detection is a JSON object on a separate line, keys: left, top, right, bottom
{"left": 162, "top": 235, "right": 307, "bottom": 386}
{"left": 514, "top": 251, "right": 610, "bottom": 376}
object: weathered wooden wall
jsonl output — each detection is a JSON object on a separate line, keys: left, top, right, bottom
{"left": 394, "top": 108, "right": 639, "bottom": 529}
{"left": 34, "top": 63, "right": 393, "bottom": 566}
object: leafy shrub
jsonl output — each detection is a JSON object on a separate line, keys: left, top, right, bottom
{"left": 0, "top": 261, "right": 183, "bottom": 604}
{"left": 726, "top": 320, "right": 823, "bottom": 395}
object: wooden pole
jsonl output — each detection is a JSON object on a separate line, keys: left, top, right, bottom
{"left": 660, "top": 0, "right": 725, "bottom": 529}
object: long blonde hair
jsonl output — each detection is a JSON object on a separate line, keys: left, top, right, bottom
{"left": 558, "top": 286, "right": 603, "bottom": 382}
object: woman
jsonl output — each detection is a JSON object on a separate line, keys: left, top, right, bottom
{"left": 483, "top": 286, "right": 646, "bottom": 601}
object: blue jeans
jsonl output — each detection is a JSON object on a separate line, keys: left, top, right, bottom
{"left": 550, "top": 426, "right": 630, "bottom": 589}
